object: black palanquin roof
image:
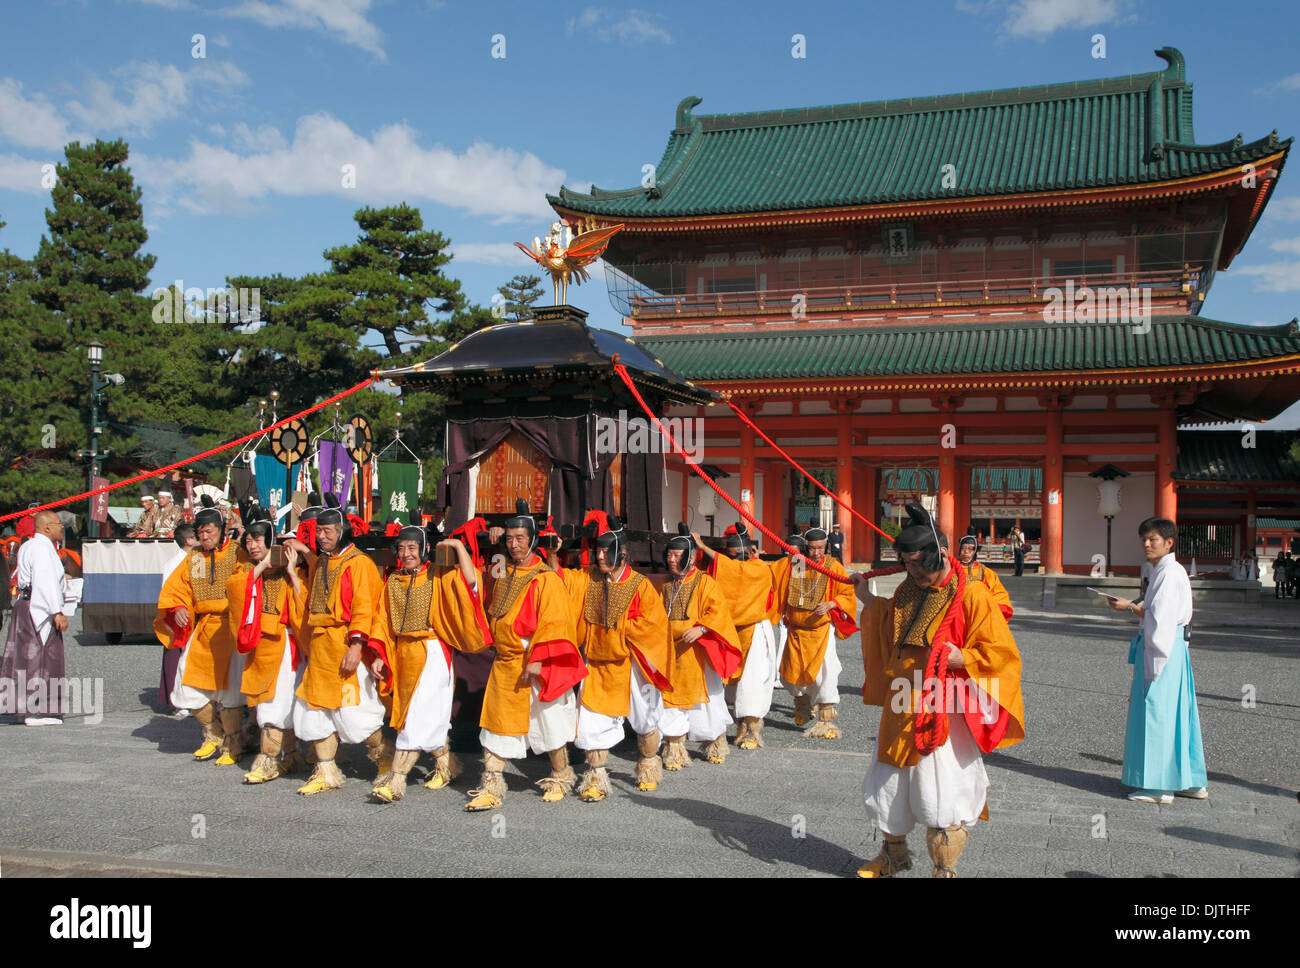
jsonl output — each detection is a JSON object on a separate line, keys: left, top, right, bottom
{"left": 377, "top": 304, "right": 718, "bottom": 406}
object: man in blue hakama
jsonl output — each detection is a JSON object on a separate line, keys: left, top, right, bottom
{"left": 1109, "top": 517, "right": 1207, "bottom": 804}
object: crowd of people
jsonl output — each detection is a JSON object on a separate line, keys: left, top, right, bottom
{"left": 3, "top": 486, "right": 1217, "bottom": 877}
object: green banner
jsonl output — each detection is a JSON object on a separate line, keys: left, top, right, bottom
{"left": 377, "top": 460, "right": 420, "bottom": 526}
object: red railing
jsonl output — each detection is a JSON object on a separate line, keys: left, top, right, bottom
{"left": 625, "top": 267, "right": 1199, "bottom": 320}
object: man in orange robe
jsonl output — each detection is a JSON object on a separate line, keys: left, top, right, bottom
{"left": 957, "top": 536, "right": 1012, "bottom": 620}
{"left": 770, "top": 527, "right": 859, "bottom": 739}
{"left": 468, "top": 501, "right": 586, "bottom": 811}
{"left": 854, "top": 505, "right": 1024, "bottom": 878}
{"left": 368, "top": 528, "right": 491, "bottom": 803}
{"left": 694, "top": 525, "right": 778, "bottom": 750}
{"left": 292, "top": 500, "right": 391, "bottom": 796}
{"left": 154, "top": 499, "right": 247, "bottom": 764}
{"left": 568, "top": 515, "right": 673, "bottom": 800}
{"left": 658, "top": 524, "right": 742, "bottom": 768}
{"left": 226, "top": 516, "right": 309, "bottom": 784}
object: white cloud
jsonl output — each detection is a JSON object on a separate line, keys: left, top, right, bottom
{"left": 1270, "top": 237, "right": 1300, "bottom": 256}
{"left": 0, "top": 78, "right": 84, "bottom": 150}
{"left": 0, "top": 152, "right": 51, "bottom": 194}
{"left": 222, "top": 0, "right": 386, "bottom": 60}
{"left": 1256, "top": 73, "right": 1300, "bottom": 95}
{"left": 450, "top": 242, "right": 527, "bottom": 266}
{"left": 134, "top": 112, "right": 565, "bottom": 222}
{"left": 566, "top": 7, "right": 673, "bottom": 44}
{"left": 1265, "top": 197, "right": 1300, "bottom": 220}
{"left": 962, "top": 0, "right": 1134, "bottom": 40}
{"left": 1234, "top": 260, "right": 1300, "bottom": 293}
{"left": 64, "top": 61, "right": 250, "bottom": 136}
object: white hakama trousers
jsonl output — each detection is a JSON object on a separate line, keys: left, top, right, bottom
{"left": 396, "top": 639, "right": 455, "bottom": 753}
{"left": 292, "top": 665, "right": 385, "bottom": 744}
{"left": 575, "top": 662, "right": 663, "bottom": 750}
{"left": 780, "top": 626, "right": 841, "bottom": 705}
{"left": 861, "top": 712, "right": 989, "bottom": 836}
{"left": 253, "top": 642, "right": 302, "bottom": 730}
{"left": 729, "top": 620, "right": 778, "bottom": 719}
{"left": 171, "top": 643, "right": 246, "bottom": 710}
{"left": 660, "top": 665, "right": 732, "bottom": 741}
{"left": 480, "top": 684, "right": 578, "bottom": 760}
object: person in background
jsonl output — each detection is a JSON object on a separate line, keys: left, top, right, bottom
{"left": 827, "top": 523, "right": 845, "bottom": 564}
{"left": 1009, "top": 524, "right": 1025, "bottom": 577}
{"left": 129, "top": 493, "right": 158, "bottom": 538}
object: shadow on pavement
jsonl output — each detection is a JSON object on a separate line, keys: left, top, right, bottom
{"left": 628, "top": 793, "right": 860, "bottom": 876}
{"left": 986, "top": 751, "right": 1119, "bottom": 797}
{"left": 1163, "top": 825, "right": 1299, "bottom": 861}
{"left": 1077, "top": 752, "right": 1294, "bottom": 800}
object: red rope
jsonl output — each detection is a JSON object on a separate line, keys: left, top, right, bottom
{"left": 0, "top": 376, "right": 378, "bottom": 524}
{"left": 913, "top": 561, "right": 966, "bottom": 755}
{"left": 726, "top": 398, "right": 893, "bottom": 543}
{"left": 613, "top": 360, "right": 900, "bottom": 585}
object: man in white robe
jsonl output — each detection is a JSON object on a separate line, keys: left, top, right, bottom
{"left": 2, "top": 512, "right": 69, "bottom": 725}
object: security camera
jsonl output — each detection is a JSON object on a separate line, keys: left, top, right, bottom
{"left": 104, "top": 373, "right": 126, "bottom": 386}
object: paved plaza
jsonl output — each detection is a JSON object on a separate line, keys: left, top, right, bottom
{"left": 2, "top": 579, "right": 1296, "bottom": 878}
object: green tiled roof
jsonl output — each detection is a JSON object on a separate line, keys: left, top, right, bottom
{"left": 1175, "top": 431, "right": 1299, "bottom": 482}
{"left": 1255, "top": 517, "right": 1300, "bottom": 529}
{"left": 551, "top": 48, "right": 1290, "bottom": 218}
{"left": 640, "top": 317, "right": 1300, "bottom": 381}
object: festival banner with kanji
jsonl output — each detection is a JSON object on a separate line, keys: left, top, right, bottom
{"left": 89, "top": 477, "right": 110, "bottom": 523}
{"left": 318, "top": 440, "right": 354, "bottom": 509}
{"left": 378, "top": 460, "right": 419, "bottom": 526}
{"left": 253, "top": 453, "right": 297, "bottom": 512}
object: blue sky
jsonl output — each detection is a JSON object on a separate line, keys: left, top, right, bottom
{"left": 2, "top": 0, "right": 1298, "bottom": 420}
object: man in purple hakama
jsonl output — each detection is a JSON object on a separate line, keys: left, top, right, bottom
{"left": 1, "top": 511, "right": 69, "bottom": 725}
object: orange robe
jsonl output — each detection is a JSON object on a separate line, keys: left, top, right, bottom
{"left": 480, "top": 555, "right": 585, "bottom": 736}
{"left": 660, "top": 568, "right": 742, "bottom": 708}
{"left": 369, "top": 564, "right": 492, "bottom": 732}
{"left": 966, "top": 562, "right": 1012, "bottom": 620}
{"left": 860, "top": 566, "right": 1025, "bottom": 769}
{"left": 296, "top": 545, "right": 384, "bottom": 710}
{"left": 225, "top": 566, "right": 307, "bottom": 706}
{"left": 154, "top": 540, "right": 243, "bottom": 692}
{"left": 566, "top": 564, "right": 672, "bottom": 718}
{"left": 705, "top": 553, "right": 776, "bottom": 683}
{"left": 770, "top": 555, "right": 859, "bottom": 686}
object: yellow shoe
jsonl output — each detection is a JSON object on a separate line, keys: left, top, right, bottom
{"left": 637, "top": 780, "right": 658, "bottom": 792}
{"left": 193, "top": 739, "right": 221, "bottom": 760}
{"left": 423, "top": 772, "right": 451, "bottom": 790}
{"left": 213, "top": 752, "right": 238, "bottom": 766}
{"left": 297, "top": 776, "right": 338, "bottom": 796}
{"left": 857, "top": 841, "right": 913, "bottom": 878}
{"left": 737, "top": 736, "right": 759, "bottom": 750}
{"left": 579, "top": 784, "right": 608, "bottom": 802}
{"left": 242, "top": 767, "right": 277, "bottom": 784}
{"left": 371, "top": 784, "right": 398, "bottom": 804}
{"left": 812, "top": 725, "right": 841, "bottom": 740}
{"left": 540, "top": 785, "right": 566, "bottom": 803}
{"left": 464, "top": 790, "right": 503, "bottom": 812}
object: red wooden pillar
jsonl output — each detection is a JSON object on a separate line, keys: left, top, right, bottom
{"left": 937, "top": 406, "right": 957, "bottom": 547}
{"left": 855, "top": 462, "right": 879, "bottom": 564}
{"left": 1245, "top": 490, "right": 1257, "bottom": 558}
{"left": 1155, "top": 404, "right": 1178, "bottom": 521}
{"left": 739, "top": 412, "right": 756, "bottom": 522}
{"left": 836, "top": 409, "right": 853, "bottom": 561}
{"left": 953, "top": 460, "right": 970, "bottom": 539}
{"left": 1042, "top": 403, "right": 1064, "bottom": 574}
{"left": 762, "top": 464, "right": 784, "bottom": 553}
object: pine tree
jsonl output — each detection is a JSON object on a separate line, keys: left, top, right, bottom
{"left": 29, "top": 139, "right": 162, "bottom": 482}
{"left": 496, "top": 273, "right": 545, "bottom": 322}
{"left": 0, "top": 221, "right": 84, "bottom": 509}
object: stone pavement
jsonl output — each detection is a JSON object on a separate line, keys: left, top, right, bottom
{"left": 0, "top": 590, "right": 1295, "bottom": 878}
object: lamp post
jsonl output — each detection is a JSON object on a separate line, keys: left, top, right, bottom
{"left": 86, "top": 342, "right": 104, "bottom": 538}
{"left": 1089, "top": 463, "right": 1129, "bottom": 577}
